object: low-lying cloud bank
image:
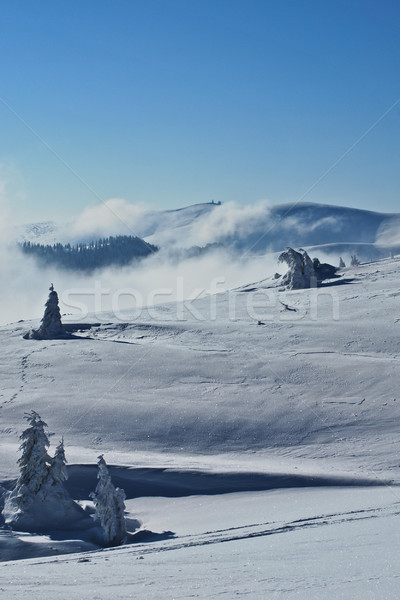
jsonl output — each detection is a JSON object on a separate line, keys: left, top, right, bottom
{"left": 4, "top": 193, "right": 399, "bottom": 326}
{"left": 0, "top": 248, "right": 277, "bottom": 326}
{"left": 60, "top": 197, "right": 275, "bottom": 251}
{"left": 64, "top": 197, "right": 356, "bottom": 252}
{"left": 60, "top": 196, "right": 400, "bottom": 255}
{"left": 1, "top": 197, "right": 279, "bottom": 325}
{"left": 69, "top": 198, "right": 150, "bottom": 241}
{"left": 2, "top": 197, "right": 282, "bottom": 324}
{"left": 375, "top": 218, "right": 400, "bottom": 248}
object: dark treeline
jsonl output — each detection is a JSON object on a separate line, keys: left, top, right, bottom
{"left": 20, "top": 235, "right": 158, "bottom": 271}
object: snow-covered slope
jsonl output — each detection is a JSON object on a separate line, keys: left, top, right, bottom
{"left": 2, "top": 257, "right": 400, "bottom": 474}
{"left": 131, "top": 202, "right": 218, "bottom": 240}
{"left": 1, "top": 257, "right": 400, "bottom": 596}
{"left": 2, "top": 486, "right": 399, "bottom": 598}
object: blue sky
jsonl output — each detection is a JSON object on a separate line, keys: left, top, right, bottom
{"left": 1, "top": 0, "right": 399, "bottom": 221}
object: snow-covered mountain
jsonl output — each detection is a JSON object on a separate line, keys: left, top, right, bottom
{"left": 1, "top": 257, "right": 400, "bottom": 597}
{"left": 15, "top": 220, "right": 59, "bottom": 246}
{"left": 16, "top": 201, "right": 400, "bottom": 262}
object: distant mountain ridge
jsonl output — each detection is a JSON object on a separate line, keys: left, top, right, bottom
{"left": 15, "top": 201, "right": 400, "bottom": 262}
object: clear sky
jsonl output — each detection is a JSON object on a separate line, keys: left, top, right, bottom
{"left": 1, "top": 0, "right": 399, "bottom": 221}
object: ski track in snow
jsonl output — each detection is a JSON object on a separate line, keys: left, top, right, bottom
{"left": 122, "top": 504, "right": 399, "bottom": 561}
{"left": 5, "top": 498, "right": 397, "bottom": 568}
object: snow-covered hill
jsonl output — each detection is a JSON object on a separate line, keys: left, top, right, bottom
{"left": 1, "top": 257, "right": 400, "bottom": 596}
{"left": 2, "top": 257, "right": 400, "bottom": 473}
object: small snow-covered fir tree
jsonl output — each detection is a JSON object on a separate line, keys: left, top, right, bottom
{"left": 339, "top": 257, "right": 346, "bottom": 268}
{"left": 278, "top": 247, "right": 316, "bottom": 289}
{"left": 24, "top": 284, "right": 67, "bottom": 340}
{"left": 46, "top": 438, "right": 68, "bottom": 497}
{"left": 350, "top": 254, "right": 360, "bottom": 266}
{"left": 36, "top": 284, "right": 65, "bottom": 339}
{"left": 90, "top": 455, "right": 127, "bottom": 546}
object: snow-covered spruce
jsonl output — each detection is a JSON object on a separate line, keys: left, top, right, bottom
{"left": 90, "top": 455, "right": 127, "bottom": 546}
{"left": 278, "top": 247, "right": 317, "bottom": 289}
{"left": 4, "top": 411, "right": 52, "bottom": 519}
{"left": 3, "top": 412, "right": 89, "bottom": 532}
{"left": 24, "top": 284, "right": 67, "bottom": 340}
{"left": 46, "top": 438, "right": 68, "bottom": 496}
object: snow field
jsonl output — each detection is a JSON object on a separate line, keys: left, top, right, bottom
{"left": 1, "top": 257, "right": 400, "bottom": 596}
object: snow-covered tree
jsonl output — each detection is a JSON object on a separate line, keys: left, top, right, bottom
{"left": 90, "top": 455, "right": 127, "bottom": 546}
{"left": 350, "top": 254, "right": 360, "bottom": 266}
{"left": 3, "top": 414, "right": 89, "bottom": 532}
{"left": 339, "top": 257, "right": 346, "bottom": 268}
{"left": 46, "top": 438, "right": 68, "bottom": 496}
{"left": 278, "top": 247, "right": 317, "bottom": 289}
{"left": 24, "top": 284, "right": 66, "bottom": 340}
{"left": 8, "top": 411, "right": 52, "bottom": 512}
{"left": 36, "top": 284, "right": 65, "bottom": 339}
